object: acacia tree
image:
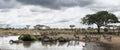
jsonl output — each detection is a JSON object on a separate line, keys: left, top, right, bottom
{"left": 34, "top": 24, "right": 44, "bottom": 30}
{"left": 81, "top": 11, "right": 119, "bottom": 33}
{"left": 69, "top": 25, "right": 75, "bottom": 29}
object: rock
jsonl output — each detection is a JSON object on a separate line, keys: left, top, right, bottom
{"left": 9, "top": 40, "right": 23, "bottom": 44}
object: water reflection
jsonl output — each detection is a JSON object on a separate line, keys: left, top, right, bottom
{"left": 67, "top": 41, "right": 80, "bottom": 46}
{"left": 58, "top": 42, "right": 67, "bottom": 46}
{"left": 41, "top": 41, "right": 57, "bottom": 46}
{"left": 40, "top": 41, "right": 81, "bottom": 47}
{"left": 23, "top": 41, "right": 35, "bottom": 48}
{"left": 9, "top": 42, "right": 20, "bottom": 45}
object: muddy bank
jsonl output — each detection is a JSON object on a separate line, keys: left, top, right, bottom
{"left": 98, "top": 42, "right": 120, "bottom": 50}
{"left": 83, "top": 42, "right": 120, "bottom": 50}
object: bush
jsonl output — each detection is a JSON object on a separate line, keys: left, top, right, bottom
{"left": 58, "top": 37, "right": 70, "bottom": 42}
{"left": 104, "top": 28, "right": 108, "bottom": 32}
{"left": 18, "top": 34, "right": 37, "bottom": 41}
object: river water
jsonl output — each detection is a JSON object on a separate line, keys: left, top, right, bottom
{"left": 0, "top": 36, "right": 106, "bottom": 50}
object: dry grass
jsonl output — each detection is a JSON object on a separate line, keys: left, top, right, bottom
{"left": 0, "top": 29, "right": 120, "bottom": 49}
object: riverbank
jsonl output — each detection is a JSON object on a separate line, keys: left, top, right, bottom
{"left": 99, "top": 35, "right": 120, "bottom": 50}
{"left": 0, "top": 30, "right": 120, "bottom": 50}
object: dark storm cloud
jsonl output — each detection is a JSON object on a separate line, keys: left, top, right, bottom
{"left": 88, "top": 6, "right": 120, "bottom": 12}
{"left": 0, "top": 3, "right": 14, "bottom": 9}
{"left": 30, "top": 9, "right": 51, "bottom": 13}
{"left": 17, "top": 0, "right": 95, "bottom": 9}
{"left": 0, "top": 0, "right": 20, "bottom": 9}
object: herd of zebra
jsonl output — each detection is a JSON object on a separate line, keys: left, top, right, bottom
{"left": 35, "top": 30, "right": 112, "bottom": 42}
{"left": 81, "top": 34, "right": 112, "bottom": 42}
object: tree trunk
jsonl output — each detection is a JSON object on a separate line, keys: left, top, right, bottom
{"left": 97, "top": 25, "right": 101, "bottom": 34}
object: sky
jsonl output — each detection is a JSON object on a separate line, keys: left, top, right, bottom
{"left": 0, "top": 0, "right": 120, "bottom": 28}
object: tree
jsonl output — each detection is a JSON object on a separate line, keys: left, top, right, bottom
{"left": 34, "top": 24, "right": 44, "bottom": 30}
{"left": 69, "top": 25, "right": 75, "bottom": 29}
{"left": 104, "top": 28, "right": 108, "bottom": 33}
{"left": 87, "top": 27, "right": 93, "bottom": 31}
{"left": 26, "top": 25, "right": 30, "bottom": 29}
{"left": 45, "top": 26, "right": 50, "bottom": 29}
{"left": 81, "top": 11, "right": 119, "bottom": 33}
{"left": 5, "top": 24, "right": 11, "bottom": 29}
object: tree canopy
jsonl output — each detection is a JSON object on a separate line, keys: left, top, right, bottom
{"left": 81, "top": 11, "right": 119, "bottom": 33}
{"left": 69, "top": 25, "right": 75, "bottom": 29}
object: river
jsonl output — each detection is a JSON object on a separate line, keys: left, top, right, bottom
{"left": 0, "top": 36, "right": 106, "bottom": 50}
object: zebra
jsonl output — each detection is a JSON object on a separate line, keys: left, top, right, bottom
{"left": 74, "top": 34, "right": 79, "bottom": 40}
{"left": 103, "top": 34, "right": 112, "bottom": 41}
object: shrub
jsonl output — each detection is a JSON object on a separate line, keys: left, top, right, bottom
{"left": 58, "top": 37, "right": 70, "bottom": 42}
{"left": 18, "top": 34, "right": 37, "bottom": 41}
{"left": 104, "top": 28, "right": 108, "bottom": 32}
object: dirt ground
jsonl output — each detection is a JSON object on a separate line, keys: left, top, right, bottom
{"left": 100, "top": 35, "right": 120, "bottom": 50}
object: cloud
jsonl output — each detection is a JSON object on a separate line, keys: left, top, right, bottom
{"left": 0, "top": 0, "right": 21, "bottom": 9}
{"left": 16, "top": 0, "right": 120, "bottom": 12}
{"left": 17, "top": 0, "right": 94, "bottom": 9}
{"left": 30, "top": 6, "right": 53, "bottom": 13}
{"left": 56, "top": 19, "right": 71, "bottom": 23}
{"left": 0, "top": 6, "right": 93, "bottom": 28}
{"left": 0, "top": 9, "right": 11, "bottom": 12}
{"left": 86, "top": 0, "right": 120, "bottom": 12}
{"left": 0, "top": 0, "right": 120, "bottom": 28}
